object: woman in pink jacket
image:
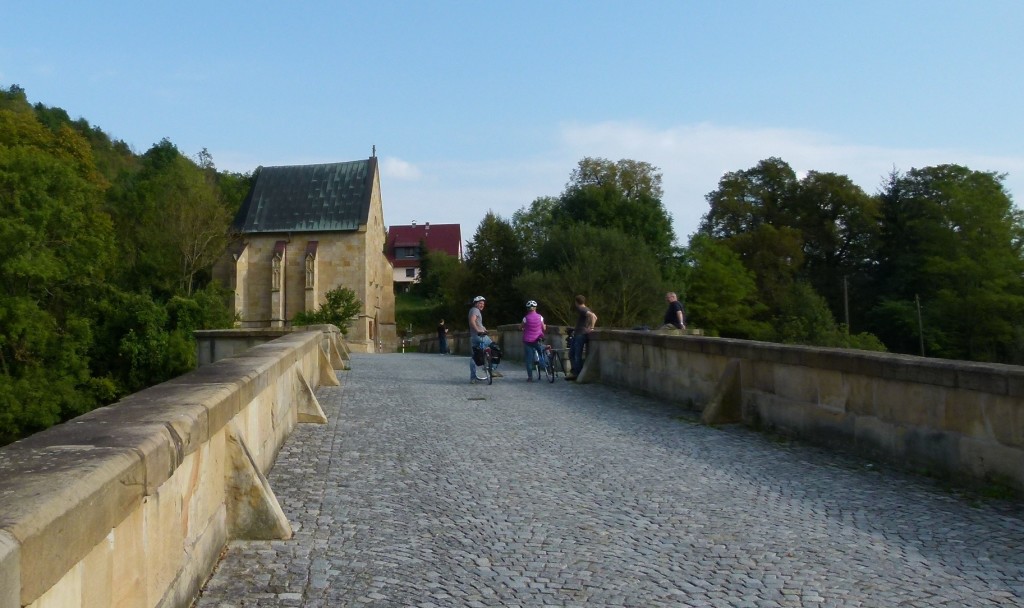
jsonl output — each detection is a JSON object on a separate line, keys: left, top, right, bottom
{"left": 520, "top": 300, "right": 547, "bottom": 382}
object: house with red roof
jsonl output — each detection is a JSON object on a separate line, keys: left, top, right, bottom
{"left": 385, "top": 222, "right": 463, "bottom": 292}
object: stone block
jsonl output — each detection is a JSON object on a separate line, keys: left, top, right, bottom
{"left": 772, "top": 364, "right": 819, "bottom": 403}
{"left": 843, "top": 375, "right": 876, "bottom": 417}
{"left": 111, "top": 506, "right": 147, "bottom": 608}
{"left": 957, "top": 363, "right": 1008, "bottom": 394}
{"left": 958, "top": 436, "right": 1024, "bottom": 487}
{"left": 745, "top": 360, "right": 775, "bottom": 394}
{"left": 7, "top": 411, "right": 179, "bottom": 497}
{"left": 853, "top": 416, "right": 905, "bottom": 460}
{"left": 144, "top": 489, "right": 183, "bottom": 604}
{"left": 0, "top": 448, "right": 143, "bottom": 606}
{"left": 184, "top": 439, "right": 226, "bottom": 551}
{"left": 31, "top": 570, "right": 81, "bottom": 608}
{"left": 81, "top": 530, "right": 114, "bottom": 608}
{"left": 942, "top": 389, "right": 988, "bottom": 439}
{"left": 815, "top": 368, "right": 848, "bottom": 413}
{"left": 0, "top": 530, "right": 19, "bottom": 608}
{"left": 873, "top": 380, "right": 945, "bottom": 429}
{"left": 982, "top": 394, "right": 1024, "bottom": 448}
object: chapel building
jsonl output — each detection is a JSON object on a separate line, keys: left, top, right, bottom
{"left": 214, "top": 155, "right": 396, "bottom": 352}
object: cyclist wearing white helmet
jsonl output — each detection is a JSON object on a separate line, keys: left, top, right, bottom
{"left": 520, "top": 299, "right": 547, "bottom": 382}
{"left": 469, "top": 296, "right": 501, "bottom": 381}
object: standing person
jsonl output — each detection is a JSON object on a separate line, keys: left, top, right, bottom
{"left": 661, "top": 292, "right": 687, "bottom": 330}
{"left": 567, "top": 294, "right": 597, "bottom": 381}
{"left": 437, "top": 319, "right": 449, "bottom": 354}
{"left": 468, "top": 296, "right": 502, "bottom": 381}
{"left": 520, "top": 300, "right": 547, "bottom": 382}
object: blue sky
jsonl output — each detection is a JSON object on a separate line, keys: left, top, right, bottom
{"left": 3, "top": 1, "right": 1023, "bottom": 243}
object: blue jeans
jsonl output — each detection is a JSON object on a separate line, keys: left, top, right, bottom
{"left": 470, "top": 334, "right": 493, "bottom": 379}
{"left": 569, "top": 332, "right": 589, "bottom": 376}
{"left": 524, "top": 340, "right": 545, "bottom": 378}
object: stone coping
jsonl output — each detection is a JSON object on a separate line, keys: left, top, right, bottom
{"left": 0, "top": 329, "right": 326, "bottom": 607}
{"left": 591, "top": 329, "right": 1024, "bottom": 397}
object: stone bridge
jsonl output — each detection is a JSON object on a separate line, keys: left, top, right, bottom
{"left": 196, "top": 351, "right": 1023, "bottom": 606}
{"left": 2, "top": 329, "right": 1023, "bottom": 607}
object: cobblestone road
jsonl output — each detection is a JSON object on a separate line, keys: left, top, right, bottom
{"left": 194, "top": 353, "right": 1024, "bottom": 607}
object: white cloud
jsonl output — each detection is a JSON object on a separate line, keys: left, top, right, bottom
{"left": 381, "top": 156, "right": 423, "bottom": 181}
{"left": 556, "top": 121, "right": 1024, "bottom": 239}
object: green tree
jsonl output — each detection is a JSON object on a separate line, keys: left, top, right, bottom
{"left": 510, "top": 196, "right": 559, "bottom": 267}
{"left": 774, "top": 282, "right": 886, "bottom": 351}
{"left": 293, "top": 287, "right": 363, "bottom": 335}
{"left": 790, "top": 171, "right": 879, "bottom": 329}
{"left": 112, "top": 139, "right": 230, "bottom": 296}
{"left": 871, "top": 165, "right": 1024, "bottom": 361}
{"left": 412, "top": 249, "right": 469, "bottom": 322}
{"left": 554, "top": 157, "right": 677, "bottom": 264}
{"left": 0, "top": 104, "right": 118, "bottom": 441}
{"left": 682, "top": 234, "right": 769, "bottom": 339}
{"left": 515, "top": 224, "right": 664, "bottom": 328}
{"left": 700, "top": 158, "right": 804, "bottom": 319}
{"left": 463, "top": 212, "right": 526, "bottom": 326}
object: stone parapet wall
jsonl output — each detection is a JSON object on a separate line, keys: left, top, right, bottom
{"left": 196, "top": 325, "right": 350, "bottom": 369}
{"left": 583, "top": 329, "right": 1024, "bottom": 491}
{"left": 0, "top": 329, "right": 343, "bottom": 608}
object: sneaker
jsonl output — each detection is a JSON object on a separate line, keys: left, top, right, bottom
{"left": 565, "top": 374, "right": 576, "bottom": 381}
{"left": 491, "top": 371, "right": 503, "bottom": 378}
{"left": 527, "top": 377, "right": 534, "bottom": 382}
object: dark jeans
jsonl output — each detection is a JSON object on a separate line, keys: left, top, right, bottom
{"left": 524, "top": 340, "right": 545, "bottom": 376}
{"left": 438, "top": 337, "right": 448, "bottom": 354}
{"left": 569, "top": 332, "right": 589, "bottom": 375}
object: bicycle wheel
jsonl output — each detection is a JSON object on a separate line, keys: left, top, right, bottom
{"left": 546, "top": 353, "right": 556, "bottom": 383}
{"left": 485, "top": 350, "right": 493, "bottom": 385}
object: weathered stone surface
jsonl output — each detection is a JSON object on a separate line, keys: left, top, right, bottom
{"left": 0, "top": 531, "right": 18, "bottom": 608}
{"left": 224, "top": 425, "right": 292, "bottom": 541}
{"left": 195, "top": 353, "right": 1024, "bottom": 608}
{"left": 0, "top": 329, "right": 329, "bottom": 607}
{"left": 0, "top": 447, "right": 143, "bottom": 605}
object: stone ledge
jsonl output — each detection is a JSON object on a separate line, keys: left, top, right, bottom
{"left": 0, "top": 447, "right": 145, "bottom": 605}
{"left": 592, "top": 329, "right": 1024, "bottom": 396}
{"left": 0, "top": 329, "right": 327, "bottom": 608}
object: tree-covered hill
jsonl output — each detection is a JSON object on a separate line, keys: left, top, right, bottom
{"left": 0, "top": 85, "right": 246, "bottom": 445}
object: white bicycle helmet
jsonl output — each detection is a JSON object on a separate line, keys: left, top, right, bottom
{"left": 473, "top": 295, "right": 486, "bottom": 303}
{"left": 526, "top": 300, "right": 538, "bottom": 308}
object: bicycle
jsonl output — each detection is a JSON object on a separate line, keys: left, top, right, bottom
{"left": 535, "top": 330, "right": 573, "bottom": 383}
{"left": 472, "top": 335, "right": 502, "bottom": 385}
{"left": 541, "top": 342, "right": 563, "bottom": 383}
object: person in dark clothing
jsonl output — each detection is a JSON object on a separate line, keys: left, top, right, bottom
{"left": 437, "top": 319, "right": 449, "bottom": 354}
{"left": 661, "top": 292, "right": 686, "bottom": 330}
{"left": 567, "top": 294, "right": 597, "bottom": 380}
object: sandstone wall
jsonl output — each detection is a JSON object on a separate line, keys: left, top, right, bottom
{"left": 582, "top": 329, "right": 1024, "bottom": 491}
{"left": 0, "top": 328, "right": 342, "bottom": 608}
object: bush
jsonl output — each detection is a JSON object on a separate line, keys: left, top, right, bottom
{"left": 293, "top": 287, "right": 362, "bottom": 334}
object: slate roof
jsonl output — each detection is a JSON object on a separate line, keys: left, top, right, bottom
{"left": 231, "top": 158, "right": 377, "bottom": 234}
